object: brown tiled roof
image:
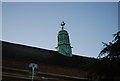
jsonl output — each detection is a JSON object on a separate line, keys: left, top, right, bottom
{"left": 2, "top": 41, "right": 95, "bottom": 69}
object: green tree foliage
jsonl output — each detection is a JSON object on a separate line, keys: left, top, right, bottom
{"left": 98, "top": 32, "right": 120, "bottom": 61}
{"left": 87, "top": 32, "right": 120, "bottom": 81}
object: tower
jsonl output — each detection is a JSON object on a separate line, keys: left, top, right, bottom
{"left": 56, "top": 21, "right": 72, "bottom": 57}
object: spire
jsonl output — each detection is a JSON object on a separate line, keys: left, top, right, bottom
{"left": 60, "top": 21, "right": 65, "bottom": 30}
{"left": 56, "top": 21, "right": 72, "bottom": 57}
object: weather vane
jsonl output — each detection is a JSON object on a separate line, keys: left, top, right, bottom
{"left": 60, "top": 21, "right": 66, "bottom": 30}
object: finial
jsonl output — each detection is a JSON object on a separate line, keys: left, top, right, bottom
{"left": 61, "top": 21, "right": 66, "bottom": 30}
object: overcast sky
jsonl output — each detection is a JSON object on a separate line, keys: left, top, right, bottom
{"left": 2, "top": 2, "right": 118, "bottom": 57}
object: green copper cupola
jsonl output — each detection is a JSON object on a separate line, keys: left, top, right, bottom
{"left": 56, "top": 21, "right": 72, "bottom": 57}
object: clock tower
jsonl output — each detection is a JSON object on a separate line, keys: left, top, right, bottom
{"left": 56, "top": 21, "right": 72, "bottom": 57}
